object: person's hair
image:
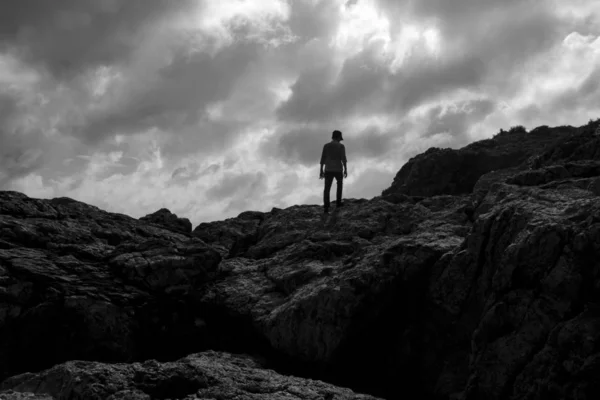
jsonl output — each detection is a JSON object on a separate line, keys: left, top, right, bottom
{"left": 332, "top": 130, "right": 342, "bottom": 139}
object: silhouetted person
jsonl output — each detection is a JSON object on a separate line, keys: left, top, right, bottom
{"left": 320, "top": 130, "right": 347, "bottom": 213}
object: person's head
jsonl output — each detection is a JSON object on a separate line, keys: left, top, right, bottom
{"left": 332, "top": 130, "right": 343, "bottom": 141}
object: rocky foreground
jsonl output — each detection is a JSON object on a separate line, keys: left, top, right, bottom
{"left": 1, "top": 120, "right": 600, "bottom": 400}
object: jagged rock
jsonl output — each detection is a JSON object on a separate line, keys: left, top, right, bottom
{"left": 194, "top": 196, "right": 472, "bottom": 398}
{"left": 0, "top": 192, "right": 221, "bottom": 382}
{"left": 382, "top": 125, "right": 575, "bottom": 197}
{"left": 0, "top": 351, "right": 381, "bottom": 400}
{"left": 139, "top": 208, "right": 192, "bottom": 235}
{"left": 422, "top": 169, "right": 600, "bottom": 399}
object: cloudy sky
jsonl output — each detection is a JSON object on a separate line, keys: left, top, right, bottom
{"left": 1, "top": 0, "right": 599, "bottom": 225}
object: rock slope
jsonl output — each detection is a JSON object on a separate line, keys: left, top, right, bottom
{"left": 1, "top": 120, "right": 600, "bottom": 400}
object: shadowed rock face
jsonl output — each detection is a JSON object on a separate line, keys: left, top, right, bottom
{"left": 193, "top": 197, "right": 472, "bottom": 398}
{"left": 0, "top": 192, "right": 221, "bottom": 381}
{"left": 2, "top": 121, "right": 600, "bottom": 400}
{"left": 0, "top": 192, "right": 474, "bottom": 399}
{"left": 427, "top": 167, "right": 600, "bottom": 399}
{"left": 0, "top": 351, "right": 382, "bottom": 400}
{"left": 382, "top": 125, "right": 578, "bottom": 197}
{"left": 139, "top": 208, "right": 193, "bottom": 235}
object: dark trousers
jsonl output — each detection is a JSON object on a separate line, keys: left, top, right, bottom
{"left": 323, "top": 171, "right": 343, "bottom": 210}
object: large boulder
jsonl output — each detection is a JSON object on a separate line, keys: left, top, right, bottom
{"left": 0, "top": 351, "right": 381, "bottom": 400}
{"left": 0, "top": 192, "right": 221, "bottom": 382}
{"left": 382, "top": 125, "right": 575, "bottom": 197}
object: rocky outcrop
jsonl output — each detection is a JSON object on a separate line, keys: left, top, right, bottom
{"left": 2, "top": 121, "right": 600, "bottom": 400}
{"left": 382, "top": 125, "right": 577, "bottom": 197}
{"left": 139, "top": 208, "right": 192, "bottom": 235}
{"left": 0, "top": 190, "right": 474, "bottom": 399}
{"left": 430, "top": 167, "right": 600, "bottom": 400}
{"left": 193, "top": 197, "right": 473, "bottom": 398}
{"left": 0, "top": 192, "right": 220, "bottom": 381}
{"left": 0, "top": 351, "right": 381, "bottom": 400}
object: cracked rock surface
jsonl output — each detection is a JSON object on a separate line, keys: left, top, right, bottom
{"left": 194, "top": 196, "right": 472, "bottom": 397}
{"left": 450, "top": 164, "right": 600, "bottom": 400}
{"left": 0, "top": 192, "right": 221, "bottom": 381}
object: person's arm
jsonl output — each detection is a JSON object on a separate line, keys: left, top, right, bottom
{"left": 320, "top": 145, "right": 327, "bottom": 178}
{"left": 342, "top": 145, "right": 347, "bottom": 177}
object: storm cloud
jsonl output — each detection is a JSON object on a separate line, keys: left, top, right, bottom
{"left": 0, "top": 92, "right": 47, "bottom": 185}
{"left": 0, "top": 0, "right": 194, "bottom": 78}
{"left": 278, "top": 0, "right": 564, "bottom": 126}
{"left": 78, "top": 42, "right": 262, "bottom": 145}
{"left": 423, "top": 99, "right": 497, "bottom": 140}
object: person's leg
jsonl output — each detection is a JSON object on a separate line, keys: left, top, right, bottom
{"left": 335, "top": 171, "right": 343, "bottom": 206}
{"left": 323, "top": 172, "right": 334, "bottom": 212}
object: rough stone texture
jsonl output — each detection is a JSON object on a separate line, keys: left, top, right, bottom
{"left": 0, "top": 351, "right": 381, "bottom": 400}
{"left": 427, "top": 169, "right": 600, "bottom": 399}
{"left": 0, "top": 192, "right": 221, "bottom": 382}
{"left": 0, "top": 190, "right": 473, "bottom": 399}
{"left": 139, "top": 208, "right": 192, "bottom": 235}
{"left": 382, "top": 125, "right": 576, "bottom": 197}
{"left": 194, "top": 197, "right": 473, "bottom": 398}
